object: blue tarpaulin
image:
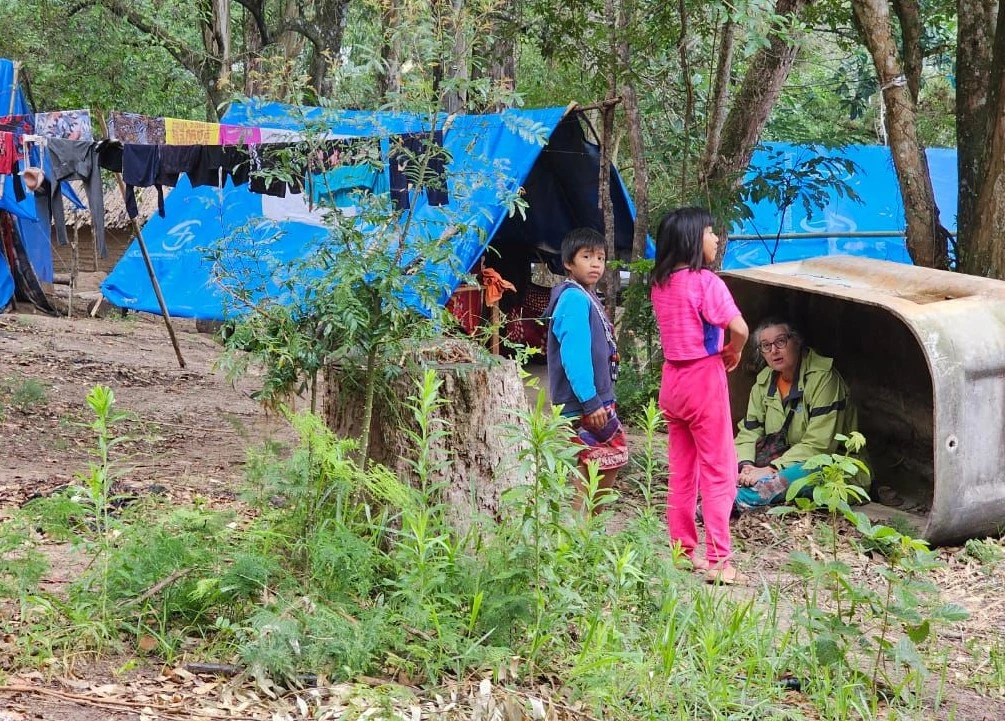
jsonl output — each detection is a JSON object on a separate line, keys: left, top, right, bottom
{"left": 724, "top": 142, "right": 957, "bottom": 269}
{"left": 0, "top": 57, "right": 87, "bottom": 303}
{"left": 102, "top": 102, "right": 644, "bottom": 320}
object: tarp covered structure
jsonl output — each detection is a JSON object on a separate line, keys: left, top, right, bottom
{"left": 0, "top": 59, "right": 53, "bottom": 308}
{"left": 724, "top": 142, "right": 958, "bottom": 269}
{"left": 102, "top": 101, "right": 645, "bottom": 320}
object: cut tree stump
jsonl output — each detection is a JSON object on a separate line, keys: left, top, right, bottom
{"left": 323, "top": 340, "right": 531, "bottom": 528}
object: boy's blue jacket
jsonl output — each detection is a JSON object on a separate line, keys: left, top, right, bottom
{"left": 545, "top": 282, "right": 615, "bottom": 416}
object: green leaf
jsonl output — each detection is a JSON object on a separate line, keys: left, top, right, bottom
{"left": 813, "top": 636, "right": 844, "bottom": 665}
{"left": 905, "top": 620, "right": 930, "bottom": 644}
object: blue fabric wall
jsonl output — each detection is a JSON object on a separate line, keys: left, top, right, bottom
{"left": 723, "top": 142, "right": 957, "bottom": 269}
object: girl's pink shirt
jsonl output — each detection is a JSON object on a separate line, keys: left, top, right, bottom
{"left": 651, "top": 268, "right": 742, "bottom": 361}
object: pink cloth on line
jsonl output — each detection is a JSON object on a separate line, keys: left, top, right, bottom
{"left": 219, "top": 125, "right": 262, "bottom": 144}
{"left": 660, "top": 353, "right": 737, "bottom": 565}
{"left": 650, "top": 268, "right": 741, "bottom": 362}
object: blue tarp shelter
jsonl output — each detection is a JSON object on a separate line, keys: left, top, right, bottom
{"left": 1, "top": 58, "right": 85, "bottom": 311}
{"left": 102, "top": 101, "right": 645, "bottom": 320}
{"left": 724, "top": 142, "right": 958, "bottom": 269}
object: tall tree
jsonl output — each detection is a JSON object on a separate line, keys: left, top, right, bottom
{"left": 851, "top": 0, "right": 951, "bottom": 269}
{"left": 957, "top": 0, "right": 1005, "bottom": 277}
{"left": 700, "top": 0, "right": 812, "bottom": 200}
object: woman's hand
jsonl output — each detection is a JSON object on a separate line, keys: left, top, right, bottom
{"left": 738, "top": 465, "right": 776, "bottom": 487}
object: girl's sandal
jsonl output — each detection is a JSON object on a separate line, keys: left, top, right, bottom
{"left": 690, "top": 557, "right": 710, "bottom": 572}
{"left": 705, "top": 565, "right": 747, "bottom": 586}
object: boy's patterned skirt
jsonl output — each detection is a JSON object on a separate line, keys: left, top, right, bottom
{"left": 572, "top": 408, "right": 630, "bottom": 471}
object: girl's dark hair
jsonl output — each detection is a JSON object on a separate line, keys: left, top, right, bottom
{"left": 561, "top": 227, "right": 607, "bottom": 266}
{"left": 651, "top": 207, "right": 714, "bottom": 286}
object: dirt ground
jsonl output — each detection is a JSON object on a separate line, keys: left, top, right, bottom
{"left": 1, "top": 271, "right": 1004, "bottom": 719}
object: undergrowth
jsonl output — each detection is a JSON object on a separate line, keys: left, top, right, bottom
{"left": 0, "top": 382, "right": 972, "bottom": 720}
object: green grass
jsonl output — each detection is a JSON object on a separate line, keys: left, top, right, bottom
{"left": 0, "top": 383, "right": 977, "bottom": 720}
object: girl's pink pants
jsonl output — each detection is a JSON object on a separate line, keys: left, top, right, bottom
{"left": 659, "top": 354, "right": 736, "bottom": 565}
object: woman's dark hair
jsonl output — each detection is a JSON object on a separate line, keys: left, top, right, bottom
{"left": 561, "top": 227, "right": 607, "bottom": 266}
{"left": 651, "top": 207, "right": 714, "bottom": 286}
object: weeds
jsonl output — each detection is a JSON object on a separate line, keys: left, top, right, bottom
{"left": 774, "top": 432, "right": 968, "bottom": 705}
{"left": 963, "top": 537, "right": 1004, "bottom": 569}
{"left": 0, "top": 373, "right": 49, "bottom": 415}
{"left": 0, "top": 382, "right": 973, "bottom": 719}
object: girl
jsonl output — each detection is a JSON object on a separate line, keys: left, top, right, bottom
{"left": 650, "top": 207, "right": 748, "bottom": 584}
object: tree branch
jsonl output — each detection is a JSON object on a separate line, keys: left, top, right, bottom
{"left": 891, "top": 0, "right": 923, "bottom": 101}
{"left": 96, "top": 0, "right": 211, "bottom": 82}
{"left": 232, "top": 0, "right": 271, "bottom": 45}
{"left": 276, "top": 16, "right": 324, "bottom": 50}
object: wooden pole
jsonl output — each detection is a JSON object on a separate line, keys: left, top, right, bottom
{"left": 114, "top": 177, "right": 186, "bottom": 368}
{"left": 69, "top": 223, "right": 78, "bottom": 317}
{"left": 97, "top": 111, "right": 185, "bottom": 368}
{"left": 7, "top": 61, "right": 18, "bottom": 115}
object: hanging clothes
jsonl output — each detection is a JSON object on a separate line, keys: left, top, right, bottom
{"left": 156, "top": 145, "right": 201, "bottom": 187}
{"left": 224, "top": 145, "right": 250, "bottom": 186}
{"left": 0, "top": 131, "right": 25, "bottom": 202}
{"left": 388, "top": 130, "right": 450, "bottom": 210}
{"left": 34, "top": 110, "right": 94, "bottom": 141}
{"left": 187, "top": 146, "right": 226, "bottom": 188}
{"left": 220, "top": 125, "right": 261, "bottom": 145}
{"left": 247, "top": 143, "right": 290, "bottom": 198}
{"left": 107, "top": 111, "right": 166, "bottom": 144}
{"left": 0, "top": 117, "right": 33, "bottom": 205}
{"left": 122, "top": 144, "right": 164, "bottom": 219}
{"left": 164, "top": 118, "right": 218, "bottom": 145}
{"left": 44, "top": 138, "right": 108, "bottom": 257}
{"left": 0, "top": 114, "right": 34, "bottom": 140}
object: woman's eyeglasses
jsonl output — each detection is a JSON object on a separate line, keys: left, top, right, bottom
{"left": 758, "top": 334, "right": 791, "bottom": 353}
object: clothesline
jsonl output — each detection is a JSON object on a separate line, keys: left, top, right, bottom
{"left": 0, "top": 107, "right": 453, "bottom": 253}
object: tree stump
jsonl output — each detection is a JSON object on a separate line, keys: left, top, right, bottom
{"left": 323, "top": 341, "right": 531, "bottom": 528}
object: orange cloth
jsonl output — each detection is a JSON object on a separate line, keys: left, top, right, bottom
{"left": 480, "top": 267, "right": 516, "bottom": 307}
{"left": 776, "top": 376, "right": 792, "bottom": 400}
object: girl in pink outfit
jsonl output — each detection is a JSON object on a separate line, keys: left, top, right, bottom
{"left": 650, "top": 208, "right": 749, "bottom": 584}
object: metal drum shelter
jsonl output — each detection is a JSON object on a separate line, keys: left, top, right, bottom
{"left": 723, "top": 256, "right": 1005, "bottom": 545}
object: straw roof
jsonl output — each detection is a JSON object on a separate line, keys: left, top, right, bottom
{"left": 62, "top": 180, "right": 173, "bottom": 230}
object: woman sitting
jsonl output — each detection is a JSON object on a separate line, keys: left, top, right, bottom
{"left": 734, "top": 317, "right": 864, "bottom": 511}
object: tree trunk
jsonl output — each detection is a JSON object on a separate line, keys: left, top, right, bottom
{"left": 890, "top": 0, "right": 923, "bottom": 100}
{"left": 852, "top": 0, "right": 950, "bottom": 269}
{"left": 701, "top": 0, "right": 810, "bottom": 190}
{"left": 322, "top": 352, "right": 531, "bottom": 530}
{"left": 243, "top": 1, "right": 266, "bottom": 97}
{"left": 676, "top": 0, "right": 694, "bottom": 201}
{"left": 956, "top": 0, "right": 1001, "bottom": 275}
{"left": 471, "top": 0, "right": 517, "bottom": 111}
{"left": 199, "top": 0, "right": 232, "bottom": 119}
{"left": 441, "top": 0, "right": 470, "bottom": 113}
{"left": 701, "top": 17, "right": 736, "bottom": 175}
{"left": 378, "top": 0, "right": 404, "bottom": 99}
{"left": 611, "top": 0, "right": 649, "bottom": 270}
{"left": 308, "top": 0, "right": 352, "bottom": 99}
{"left": 963, "top": 4, "right": 1005, "bottom": 277}
{"left": 599, "top": 0, "right": 619, "bottom": 317}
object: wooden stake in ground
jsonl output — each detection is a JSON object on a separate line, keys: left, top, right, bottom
{"left": 97, "top": 112, "right": 185, "bottom": 368}
{"left": 68, "top": 222, "right": 79, "bottom": 317}
{"left": 114, "top": 180, "right": 186, "bottom": 368}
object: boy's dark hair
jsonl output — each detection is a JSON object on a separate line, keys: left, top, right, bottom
{"left": 561, "top": 227, "right": 607, "bottom": 266}
{"left": 651, "top": 207, "right": 714, "bottom": 286}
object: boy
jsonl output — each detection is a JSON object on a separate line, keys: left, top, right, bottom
{"left": 544, "top": 228, "right": 628, "bottom": 512}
